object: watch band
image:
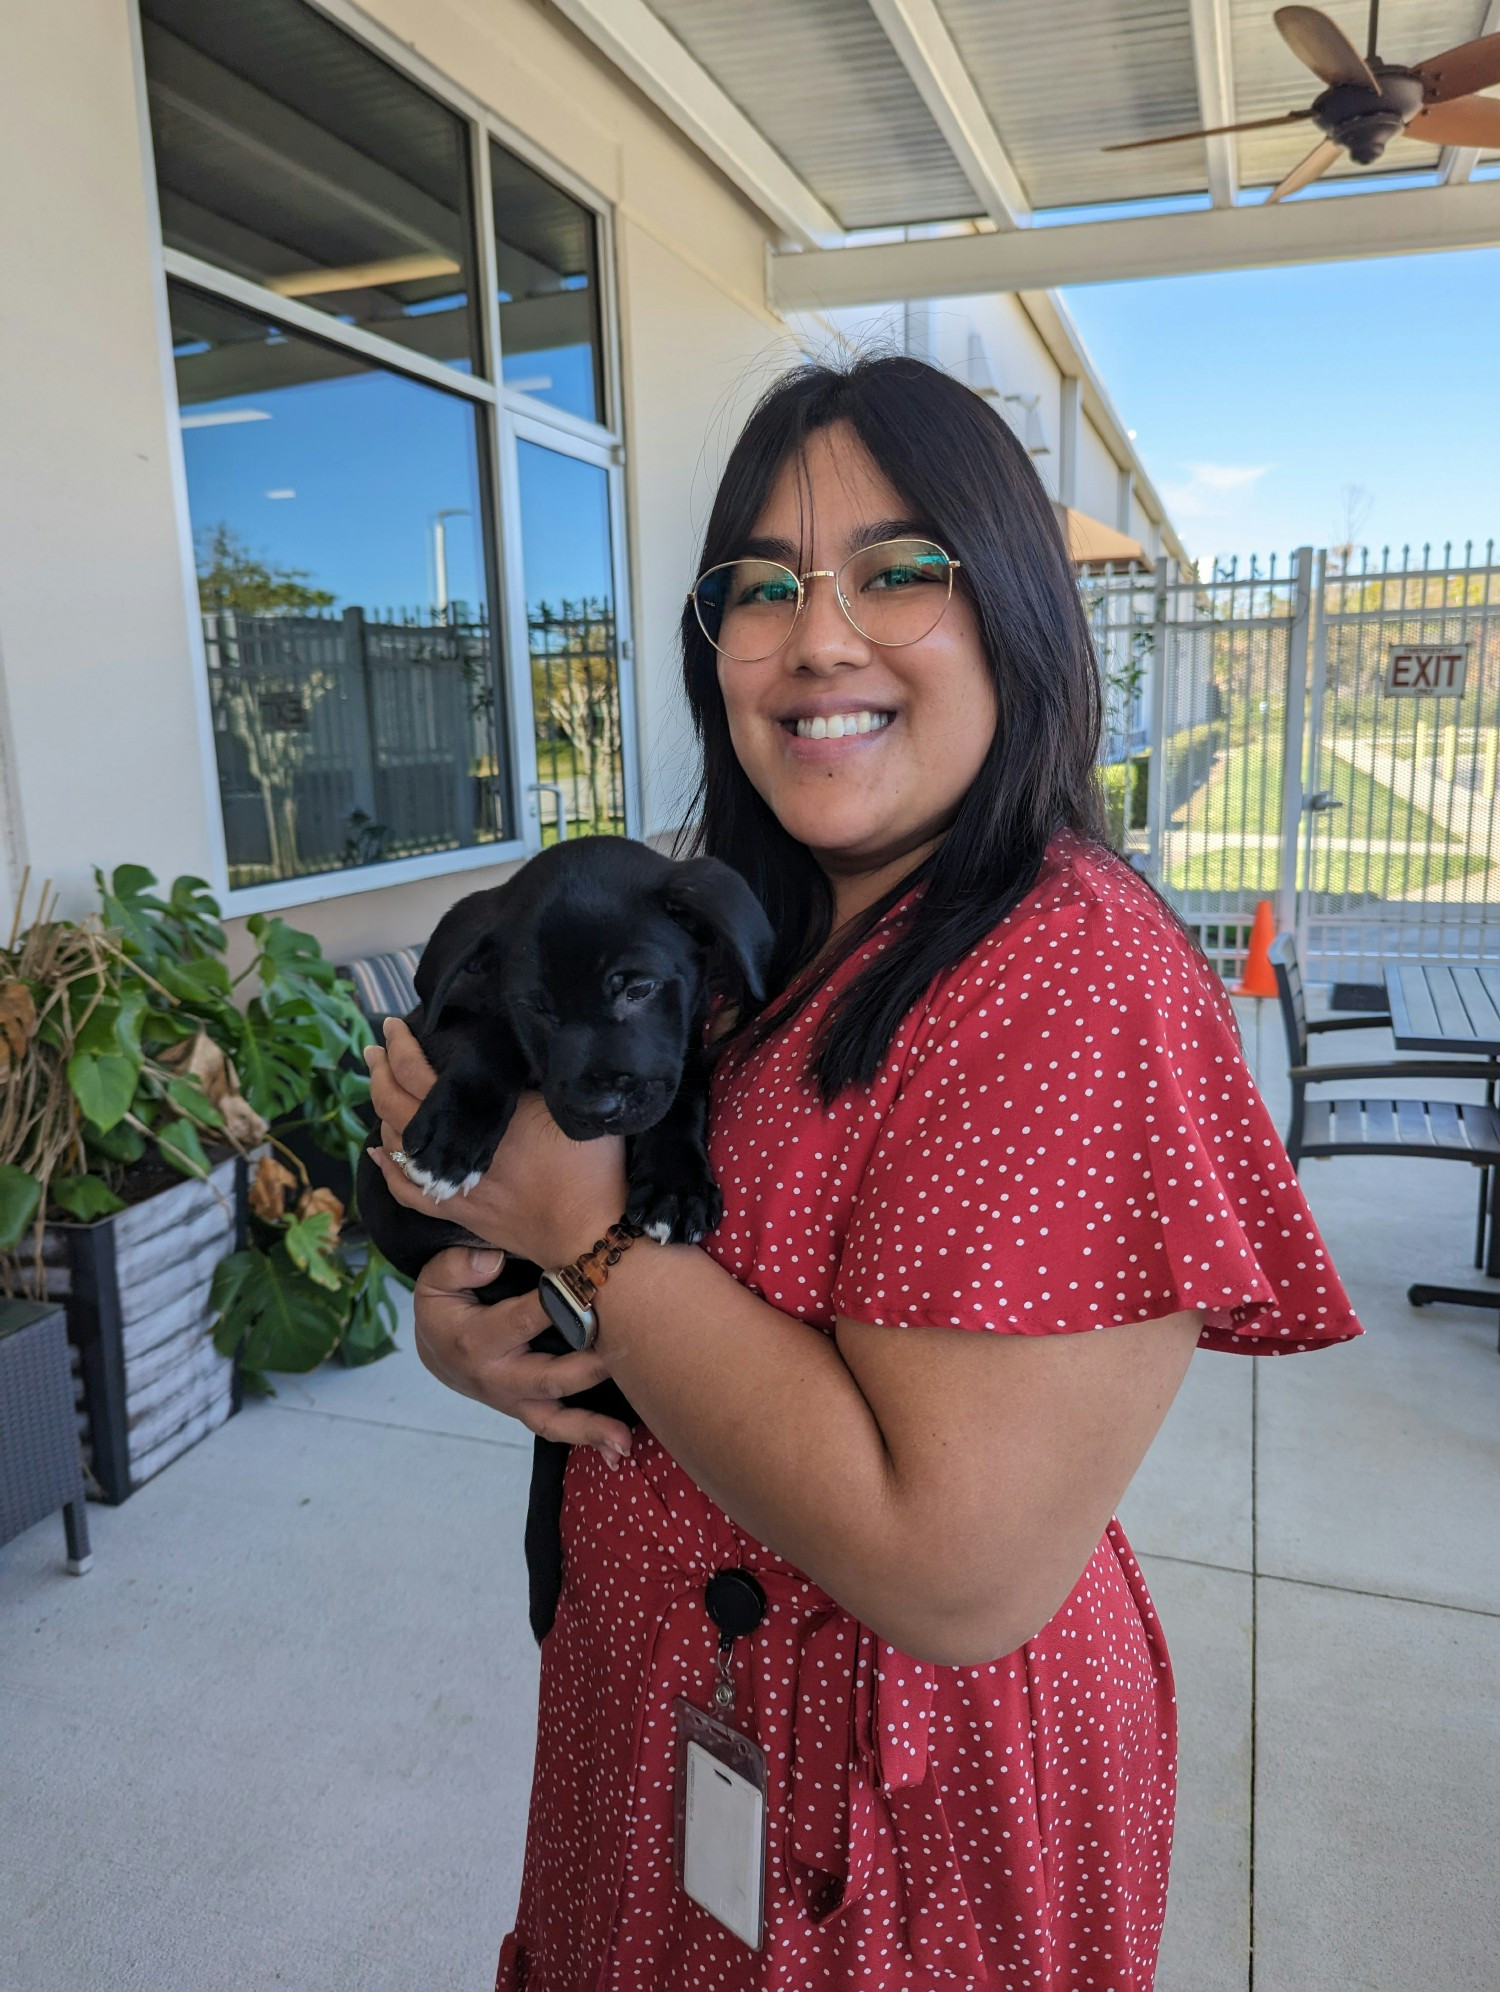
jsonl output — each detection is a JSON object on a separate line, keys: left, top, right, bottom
{"left": 572, "top": 1216, "right": 644, "bottom": 1297}
{"left": 541, "top": 1216, "right": 644, "bottom": 1351}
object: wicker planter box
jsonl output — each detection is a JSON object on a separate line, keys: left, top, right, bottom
{"left": 32, "top": 1154, "right": 248, "bottom": 1504}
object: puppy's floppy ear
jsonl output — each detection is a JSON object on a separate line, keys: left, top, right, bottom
{"left": 662, "top": 858, "right": 775, "bottom": 1006}
{"left": 414, "top": 892, "right": 506, "bottom": 1031}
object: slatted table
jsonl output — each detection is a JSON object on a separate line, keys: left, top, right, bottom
{"left": 1385, "top": 963, "right": 1500, "bottom": 1316}
{"left": 1385, "top": 962, "right": 1500, "bottom": 1058}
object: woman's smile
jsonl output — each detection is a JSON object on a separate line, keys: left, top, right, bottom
{"left": 779, "top": 701, "right": 896, "bottom": 748}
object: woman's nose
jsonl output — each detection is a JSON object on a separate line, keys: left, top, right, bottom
{"left": 787, "top": 572, "right": 870, "bottom": 671}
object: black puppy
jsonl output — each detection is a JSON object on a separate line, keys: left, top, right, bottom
{"left": 356, "top": 836, "right": 773, "bottom": 1641}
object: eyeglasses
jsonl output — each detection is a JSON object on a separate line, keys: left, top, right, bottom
{"left": 691, "top": 537, "right": 960, "bottom": 662}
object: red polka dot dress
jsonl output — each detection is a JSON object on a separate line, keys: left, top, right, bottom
{"left": 496, "top": 833, "right": 1360, "bottom": 1991}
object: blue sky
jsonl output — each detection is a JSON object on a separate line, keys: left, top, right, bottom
{"left": 1060, "top": 243, "right": 1500, "bottom": 568}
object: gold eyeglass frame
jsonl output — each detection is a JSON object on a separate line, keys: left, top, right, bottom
{"left": 690, "top": 536, "right": 962, "bottom": 662}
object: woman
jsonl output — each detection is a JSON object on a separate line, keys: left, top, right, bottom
{"left": 368, "top": 356, "right": 1359, "bottom": 1990}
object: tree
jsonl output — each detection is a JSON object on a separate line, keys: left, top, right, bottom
{"left": 196, "top": 524, "right": 335, "bottom": 616}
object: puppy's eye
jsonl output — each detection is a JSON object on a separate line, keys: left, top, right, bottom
{"left": 622, "top": 978, "right": 659, "bottom": 1004}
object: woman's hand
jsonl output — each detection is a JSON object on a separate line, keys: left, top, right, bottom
{"left": 364, "top": 1018, "right": 628, "bottom": 1267}
{"left": 410, "top": 1247, "right": 632, "bottom": 1462}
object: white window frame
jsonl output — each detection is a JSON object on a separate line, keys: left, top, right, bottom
{"left": 505, "top": 412, "right": 641, "bottom": 846}
{"left": 129, "top": 0, "right": 635, "bottom": 915}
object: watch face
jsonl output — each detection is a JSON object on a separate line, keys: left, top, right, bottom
{"left": 539, "top": 1272, "right": 596, "bottom": 1351}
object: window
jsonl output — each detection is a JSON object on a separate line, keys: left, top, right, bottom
{"left": 517, "top": 440, "right": 623, "bottom": 840}
{"left": 173, "top": 284, "right": 507, "bottom": 887}
{"left": 140, "top": 0, "right": 631, "bottom": 900}
{"left": 142, "top": 0, "right": 482, "bottom": 373}
{"left": 492, "top": 143, "right": 605, "bottom": 423}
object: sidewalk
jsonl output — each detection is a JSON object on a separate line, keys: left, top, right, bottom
{"left": 2, "top": 998, "right": 1499, "bottom": 1989}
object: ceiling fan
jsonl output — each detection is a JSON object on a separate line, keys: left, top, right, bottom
{"left": 1105, "top": 1, "right": 1500, "bottom": 201}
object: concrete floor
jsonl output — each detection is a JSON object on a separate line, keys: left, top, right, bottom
{"left": 3, "top": 996, "right": 1499, "bottom": 1989}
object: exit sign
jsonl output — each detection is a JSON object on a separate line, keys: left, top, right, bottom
{"left": 1385, "top": 644, "right": 1470, "bottom": 698}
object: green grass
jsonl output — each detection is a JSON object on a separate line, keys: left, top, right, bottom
{"left": 1172, "top": 845, "right": 1491, "bottom": 896}
{"left": 1167, "top": 740, "right": 1490, "bottom": 897}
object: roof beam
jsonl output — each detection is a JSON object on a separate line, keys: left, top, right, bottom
{"left": 864, "top": 0, "right": 1030, "bottom": 227}
{"left": 546, "top": 0, "right": 842, "bottom": 247}
{"left": 1187, "top": 0, "right": 1240, "bottom": 207}
{"left": 769, "top": 179, "right": 1500, "bottom": 308}
{"left": 1439, "top": 0, "right": 1500, "bottom": 185}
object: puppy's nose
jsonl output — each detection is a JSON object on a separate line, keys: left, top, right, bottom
{"left": 589, "top": 1090, "right": 625, "bottom": 1119}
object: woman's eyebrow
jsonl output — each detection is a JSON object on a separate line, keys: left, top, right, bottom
{"left": 846, "top": 518, "right": 928, "bottom": 552}
{"left": 740, "top": 534, "right": 799, "bottom": 564}
{"left": 738, "top": 520, "right": 929, "bottom": 565}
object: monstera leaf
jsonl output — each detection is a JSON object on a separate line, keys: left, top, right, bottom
{"left": 211, "top": 1244, "right": 345, "bottom": 1375}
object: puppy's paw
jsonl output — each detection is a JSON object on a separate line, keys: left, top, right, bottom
{"left": 625, "top": 1177, "right": 723, "bottom": 1246}
{"left": 403, "top": 1098, "right": 495, "bottom": 1204}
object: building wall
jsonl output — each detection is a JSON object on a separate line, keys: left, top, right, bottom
{"left": 0, "top": 0, "right": 793, "bottom": 959}
{"left": 0, "top": 0, "right": 215, "bottom": 920}
{"left": 1075, "top": 418, "right": 1125, "bottom": 534}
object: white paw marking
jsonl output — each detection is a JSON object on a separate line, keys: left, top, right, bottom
{"left": 460, "top": 1170, "right": 483, "bottom": 1193}
{"left": 646, "top": 1220, "right": 673, "bottom": 1244}
{"left": 425, "top": 1176, "right": 463, "bottom": 1203}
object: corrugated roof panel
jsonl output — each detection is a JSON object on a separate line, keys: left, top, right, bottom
{"left": 937, "top": 0, "right": 1208, "bottom": 208}
{"left": 1229, "top": 0, "right": 1479, "bottom": 191}
{"left": 645, "top": 0, "right": 982, "bottom": 227}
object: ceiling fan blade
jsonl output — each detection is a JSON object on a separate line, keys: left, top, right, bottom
{"left": 1266, "top": 136, "right": 1344, "bottom": 201}
{"left": 1413, "top": 32, "right": 1500, "bottom": 104}
{"left": 1406, "top": 94, "right": 1500, "bottom": 146}
{"left": 1274, "top": 7, "right": 1377, "bottom": 88}
{"left": 1103, "top": 110, "right": 1313, "bottom": 152}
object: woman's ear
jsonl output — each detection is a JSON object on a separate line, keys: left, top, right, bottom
{"left": 662, "top": 859, "right": 775, "bottom": 1006}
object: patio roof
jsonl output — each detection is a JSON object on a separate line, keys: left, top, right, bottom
{"left": 552, "top": 0, "right": 1500, "bottom": 303}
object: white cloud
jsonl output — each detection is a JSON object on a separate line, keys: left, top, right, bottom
{"left": 1160, "top": 460, "right": 1273, "bottom": 519}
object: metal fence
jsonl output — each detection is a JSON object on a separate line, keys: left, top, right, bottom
{"left": 204, "top": 598, "right": 625, "bottom": 886}
{"left": 528, "top": 597, "right": 625, "bottom": 845}
{"left": 1093, "top": 542, "right": 1500, "bottom": 983}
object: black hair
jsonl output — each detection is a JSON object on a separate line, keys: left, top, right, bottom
{"left": 677, "top": 353, "right": 1107, "bottom": 1100}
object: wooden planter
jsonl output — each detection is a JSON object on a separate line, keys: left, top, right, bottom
{"left": 33, "top": 1155, "right": 248, "bottom": 1504}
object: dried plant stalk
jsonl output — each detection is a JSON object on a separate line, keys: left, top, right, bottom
{"left": 0, "top": 883, "right": 257, "bottom": 1285}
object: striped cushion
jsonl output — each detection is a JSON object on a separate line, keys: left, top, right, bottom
{"left": 341, "top": 945, "right": 423, "bottom": 1025}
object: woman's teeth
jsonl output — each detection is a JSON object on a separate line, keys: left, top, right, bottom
{"left": 793, "top": 711, "right": 892, "bottom": 740}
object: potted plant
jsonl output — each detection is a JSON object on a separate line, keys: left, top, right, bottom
{"left": 0, "top": 867, "right": 401, "bottom": 1501}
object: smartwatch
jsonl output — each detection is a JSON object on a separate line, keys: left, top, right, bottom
{"left": 538, "top": 1218, "right": 643, "bottom": 1351}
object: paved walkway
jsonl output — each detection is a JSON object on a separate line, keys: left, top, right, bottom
{"left": 2, "top": 997, "right": 1498, "bottom": 1988}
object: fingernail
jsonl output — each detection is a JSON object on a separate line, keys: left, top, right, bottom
{"left": 613, "top": 1437, "right": 631, "bottom": 1459}
{"left": 601, "top": 1449, "right": 619, "bottom": 1470}
{"left": 468, "top": 1248, "right": 503, "bottom": 1278}
{"left": 361, "top": 1045, "right": 376, "bottom": 1066}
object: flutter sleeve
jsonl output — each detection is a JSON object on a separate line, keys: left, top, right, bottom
{"left": 829, "top": 874, "right": 1361, "bottom": 1354}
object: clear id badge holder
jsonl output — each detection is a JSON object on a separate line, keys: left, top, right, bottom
{"left": 673, "top": 1569, "right": 770, "bottom": 1951}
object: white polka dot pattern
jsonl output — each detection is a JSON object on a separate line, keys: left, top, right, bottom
{"left": 495, "top": 835, "right": 1361, "bottom": 1992}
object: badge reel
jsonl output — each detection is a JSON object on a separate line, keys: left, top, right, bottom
{"left": 673, "top": 1569, "right": 770, "bottom": 1951}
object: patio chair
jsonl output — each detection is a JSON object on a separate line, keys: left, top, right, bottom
{"left": 1271, "top": 932, "right": 1500, "bottom": 1265}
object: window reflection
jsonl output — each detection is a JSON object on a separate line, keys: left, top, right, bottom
{"left": 517, "top": 444, "right": 623, "bottom": 841}
{"left": 171, "top": 283, "right": 509, "bottom": 887}
{"left": 143, "top": 0, "right": 482, "bottom": 374}
{"left": 493, "top": 143, "right": 604, "bottom": 423}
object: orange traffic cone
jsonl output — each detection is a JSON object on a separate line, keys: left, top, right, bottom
{"left": 1236, "top": 899, "right": 1278, "bottom": 998}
